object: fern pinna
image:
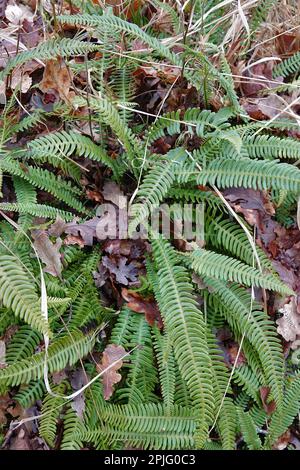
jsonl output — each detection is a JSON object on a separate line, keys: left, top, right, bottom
{"left": 0, "top": 4, "right": 300, "bottom": 452}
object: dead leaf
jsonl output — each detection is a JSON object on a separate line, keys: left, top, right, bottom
{"left": 10, "top": 69, "right": 32, "bottom": 94}
{"left": 32, "top": 229, "right": 62, "bottom": 278}
{"left": 272, "top": 430, "right": 291, "bottom": 450}
{"left": 96, "top": 344, "right": 126, "bottom": 400}
{"left": 102, "top": 256, "right": 139, "bottom": 285}
{"left": 0, "top": 340, "right": 6, "bottom": 368}
{"left": 63, "top": 234, "right": 85, "bottom": 248}
{"left": 64, "top": 217, "right": 99, "bottom": 246}
{"left": 39, "top": 59, "right": 74, "bottom": 103}
{"left": 102, "top": 181, "right": 127, "bottom": 209}
{"left": 121, "top": 288, "right": 163, "bottom": 329}
{"left": 276, "top": 298, "right": 300, "bottom": 342}
{"left": 48, "top": 216, "right": 67, "bottom": 237}
{"left": 93, "top": 264, "right": 109, "bottom": 288}
{"left": 70, "top": 369, "right": 88, "bottom": 420}
{"left": 5, "top": 3, "right": 34, "bottom": 24}
{"left": 260, "top": 387, "right": 276, "bottom": 415}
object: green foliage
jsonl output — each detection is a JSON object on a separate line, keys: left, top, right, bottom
{"left": 273, "top": 51, "right": 300, "bottom": 78}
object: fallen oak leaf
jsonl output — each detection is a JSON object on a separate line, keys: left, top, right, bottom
{"left": 121, "top": 288, "right": 163, "bottom": 329}
{"left": 102, "top": 256, "right": 139, "bottom": 285}
{"left": 96, "top": 344, "right": 126, "bottom": 400}
{"left": 32, "top": 229, "right": 62, "bottom": 278}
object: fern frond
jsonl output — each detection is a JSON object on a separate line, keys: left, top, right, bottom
{"left": 79, "top": 403, "right": 197, "bottom": 450}
{"left": 0, "top": 254, "right": 49, "bottom": 334}
{"left": 151, "top": 236, "right": 214, "bottom": 447}
{"left": 0, "top": 38, "right": 101, "bottom": 81}
{"left": 205, "top": 278, "right": 284, "bottom": 405}
{"left": 129, "top": 148, "right": 186, "bottom": 232}
{"left": 0, "top": 330, "right": 96, "bottom": 386}
{"left": 187, "top": 249, "right": 292, "bottom": 295}
{"left": 267, "top": 373, "right": 300, "bottom": 446}
{"left": 237, "top": 408, "right": 262, "bottom": 450}
{"left": 196, "top": 158, "right": 300, "bottom": 192}
{"left": 273, "top": 51, "right": 300, "bottom": 78}
{"left": 6, "top": 326, "right": 42, "bottom": 364}
{"left": 0, "top": 202, "right": 74, "bottom": 221}
{"left": 40, "top": 382, "right": 67, "bottom": 447}
{"left": 28, "top": 130, "right": 120, "bottom": 175}
{"left": 14, "top": 380, "right": 46, "bottom": 408}
{"left": 153, "top": 328, "right": 175, "bottom": 414}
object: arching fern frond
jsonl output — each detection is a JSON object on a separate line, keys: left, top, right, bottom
{"left": 0, "top": 329, "right": 96, "bottom": 387}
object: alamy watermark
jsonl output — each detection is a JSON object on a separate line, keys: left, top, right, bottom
{"left": 94, "top": 195, "right": 205, "bottom": 244}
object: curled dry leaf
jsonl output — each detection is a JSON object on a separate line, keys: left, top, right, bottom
{"left": 32, "top": 229, "right": 62, "bottom": 278}
{"left": 5, "top": 3, "right": 34, "bottom": 24}
{"left": 39, "top": 59, "right": 75, "bottom": 104}
{"left": 96, "top": 344, "right": 126, "bottom": 400}
{"left": 121, "top": 288, "right": 163, "bottom": 329}
{"left": 276, "top": 298, "right": 300, "bottom": 343}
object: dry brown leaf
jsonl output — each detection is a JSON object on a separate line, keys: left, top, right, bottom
{"left": 32, "top": 229, "right": 62, "bottom": 278}
{"left": 5, "top": 3, "right": 34, "bottom": 24}
{"left": 276, "top": 298, "right": 300, "bottom": 343}
{"left": 96, "top": 344, "right": 126, "bottom": 400}
{"left": 121, "top": 288, "right": 163, "bottom": 329}
{"left": 10, "top": 68, "right": 32, "bottom": 93}
{"left": 0, "top": 340, "right": 6, "bottom": 369}
{"left": 39, "top": 59, "right": 74, "bottom": 103}
{"left": 260, "top": 387, "right": 276, "bottom": 415}
{"left": 63, "top": 234, "right": 85, "bottom": 248}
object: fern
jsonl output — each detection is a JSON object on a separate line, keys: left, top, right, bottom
{"left": 0, "top": 330, "right": 96, "bottom": 386}
{"left": 0, "top": 254, "right": 49, "bottom": 335}
{"left": 151, "top": 236, "right": 214, "bottom": 447}
{"left": 186, "top": 249, "right": 292, "bottom": 295}
{"left": 6, "top": 326, "right": 42, "bottom": 364}
{"left": 273, "top": 51, "right": 300, "bottom": 78}
{"left": 196, "top": 158, "right": 300, "bottom": 192}
{"left": 237, "top": 408, "right": 262, "bottom": 450}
